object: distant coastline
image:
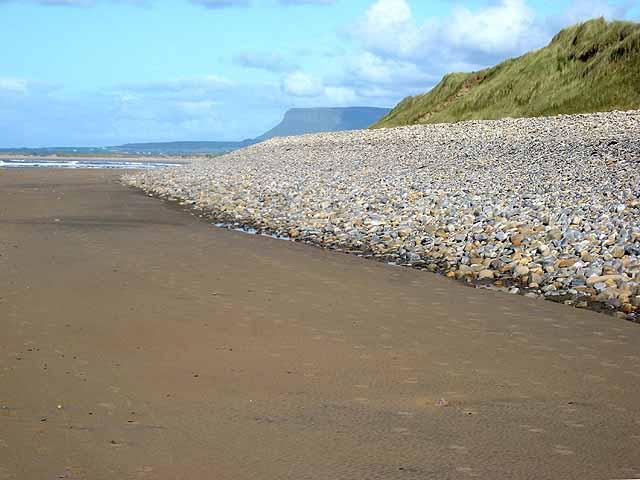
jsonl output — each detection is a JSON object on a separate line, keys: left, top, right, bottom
{"left": 0, "top": 153, "right": 195, "bottom": 164}
{"left": 0, "top": 106, "right": 390, "bottom": 158}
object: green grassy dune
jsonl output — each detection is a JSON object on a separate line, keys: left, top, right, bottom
{"left": 372, "top": 18, "right": 640, "bottom": 128}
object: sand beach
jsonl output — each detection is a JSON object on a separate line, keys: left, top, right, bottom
{"left": 1, "top": 168, "right": 639, "bottom": 479}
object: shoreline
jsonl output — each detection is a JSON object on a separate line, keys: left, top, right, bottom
{"left": 138, "top": 188, "right": 637, "bottom": 322}
{"left": 125, "top": 110, "right": 640, "bottom": 323}
{"left": 0, "top": 153, "right": 196, "bottom": 164}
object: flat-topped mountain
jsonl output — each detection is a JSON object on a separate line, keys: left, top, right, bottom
{"left": 257, "top": 107, "right": 390, "bottom": 140}
{"left": 373, "top": 18, "right": 640, "bottom": 128}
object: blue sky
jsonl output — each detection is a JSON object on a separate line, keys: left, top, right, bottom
{"left": 0, "top": 0, "right": 638, "bottom": 146}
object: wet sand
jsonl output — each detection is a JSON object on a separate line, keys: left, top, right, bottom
{"left": 1, "top": 168, "right": 639, "bottom": 480}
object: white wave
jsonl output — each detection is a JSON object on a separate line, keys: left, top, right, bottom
{"left": 0, "top": 159, "right": 182, "bottom": 169}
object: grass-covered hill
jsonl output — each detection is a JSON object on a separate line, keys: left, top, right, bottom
{"left": 372, "top": 18, "right": 640, "bottom": 128}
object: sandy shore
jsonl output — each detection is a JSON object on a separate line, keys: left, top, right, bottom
{"left": 1, "top": 169, "right": 640, "bottom": 479}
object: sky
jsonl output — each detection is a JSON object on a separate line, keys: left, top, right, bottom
{"left": 0, "top": 0, "right": 638, "bottom": 147}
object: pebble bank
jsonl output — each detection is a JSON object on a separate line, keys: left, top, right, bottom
{"left": 124, "top": 110, "right": 640, "bottom": 321}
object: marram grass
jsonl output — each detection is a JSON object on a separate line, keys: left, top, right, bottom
{"left": 372, "top": 18, "right": 640, "bottom": 128}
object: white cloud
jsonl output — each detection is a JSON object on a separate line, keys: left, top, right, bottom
{"left": 348, "top": 51, "right": 432, "bottom": 85}
{"left": 233, "top": 51, "right": 296, "bottom": 72}
{"left": 0, "top": 77, "right": 29, "bottom": 94}
{"left": 353, "top": 0, "right": 427, "bottom": 58}
{"left": 564, "top": 0, "right": 629, "bottom": 23}
{"left": 323, "top": 86, "right": 357, "bottom": 105}
{"left": 119, "top": 94, "right": 137, "bottom": 104}
{"left": 353, "top": 0, "right": 549, "bottom": 62}
{"left": 446, "top": 0, "right": 543, "bottom": 54}
{"left": 281, "top": 71, "right": 324, "bottom": 97}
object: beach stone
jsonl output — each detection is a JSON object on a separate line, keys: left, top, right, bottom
{"left": 587, "top": 274, "right": 625, "bottom": 286}
{"left": 611, "top": 245, "right": 625, "bottom": 258}
{"left": 288, "top": 228, "right": 300, "bottom": 238}
{"left": 124, "top": 110, "right": 640, "bottom": 320}
{"left": 558, "top": 258, "right": 578, "bottom": 268}
{"left": 622, "top": 303, "right": 635, "bottom": 314}
{"left": 530, "top": 273, "right": 544, "bottom": 285}
{"left": 495, "top": 231, "right": 508, "bottom": 241}
{"left": 511, "top": 234, "right": 525, "bottom": 247}
{"left": 478, "top": 269, "right": 495, "bottom": 280}
{"left": 538, "top": 245, "right": 551, "bottom": 256}
{"left": 547, "top": 228, "right": 563, "bottom": 241}
{"left": 580, "top": 251, "right": 594, "bottom": 262}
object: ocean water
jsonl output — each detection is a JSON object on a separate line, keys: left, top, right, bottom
{"left": 0, "top": 158, "right": 181, "bottom": 169}
{"left": 213, "top": 222, "right": 294, "bottom": 241}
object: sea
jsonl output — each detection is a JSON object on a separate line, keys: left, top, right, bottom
{"left": 0, "top": 158, "right": 181, "bottom": 169}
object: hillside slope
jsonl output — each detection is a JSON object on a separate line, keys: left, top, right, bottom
{"left": 373, "top": 18, "right": 640, "bottom": 128}
{"left": 258, "top": 107, "right": 390, "bottom": 140}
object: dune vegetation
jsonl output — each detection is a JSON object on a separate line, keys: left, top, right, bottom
{"left": 373, "top": 18, "right": 640, "bottom": 128}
